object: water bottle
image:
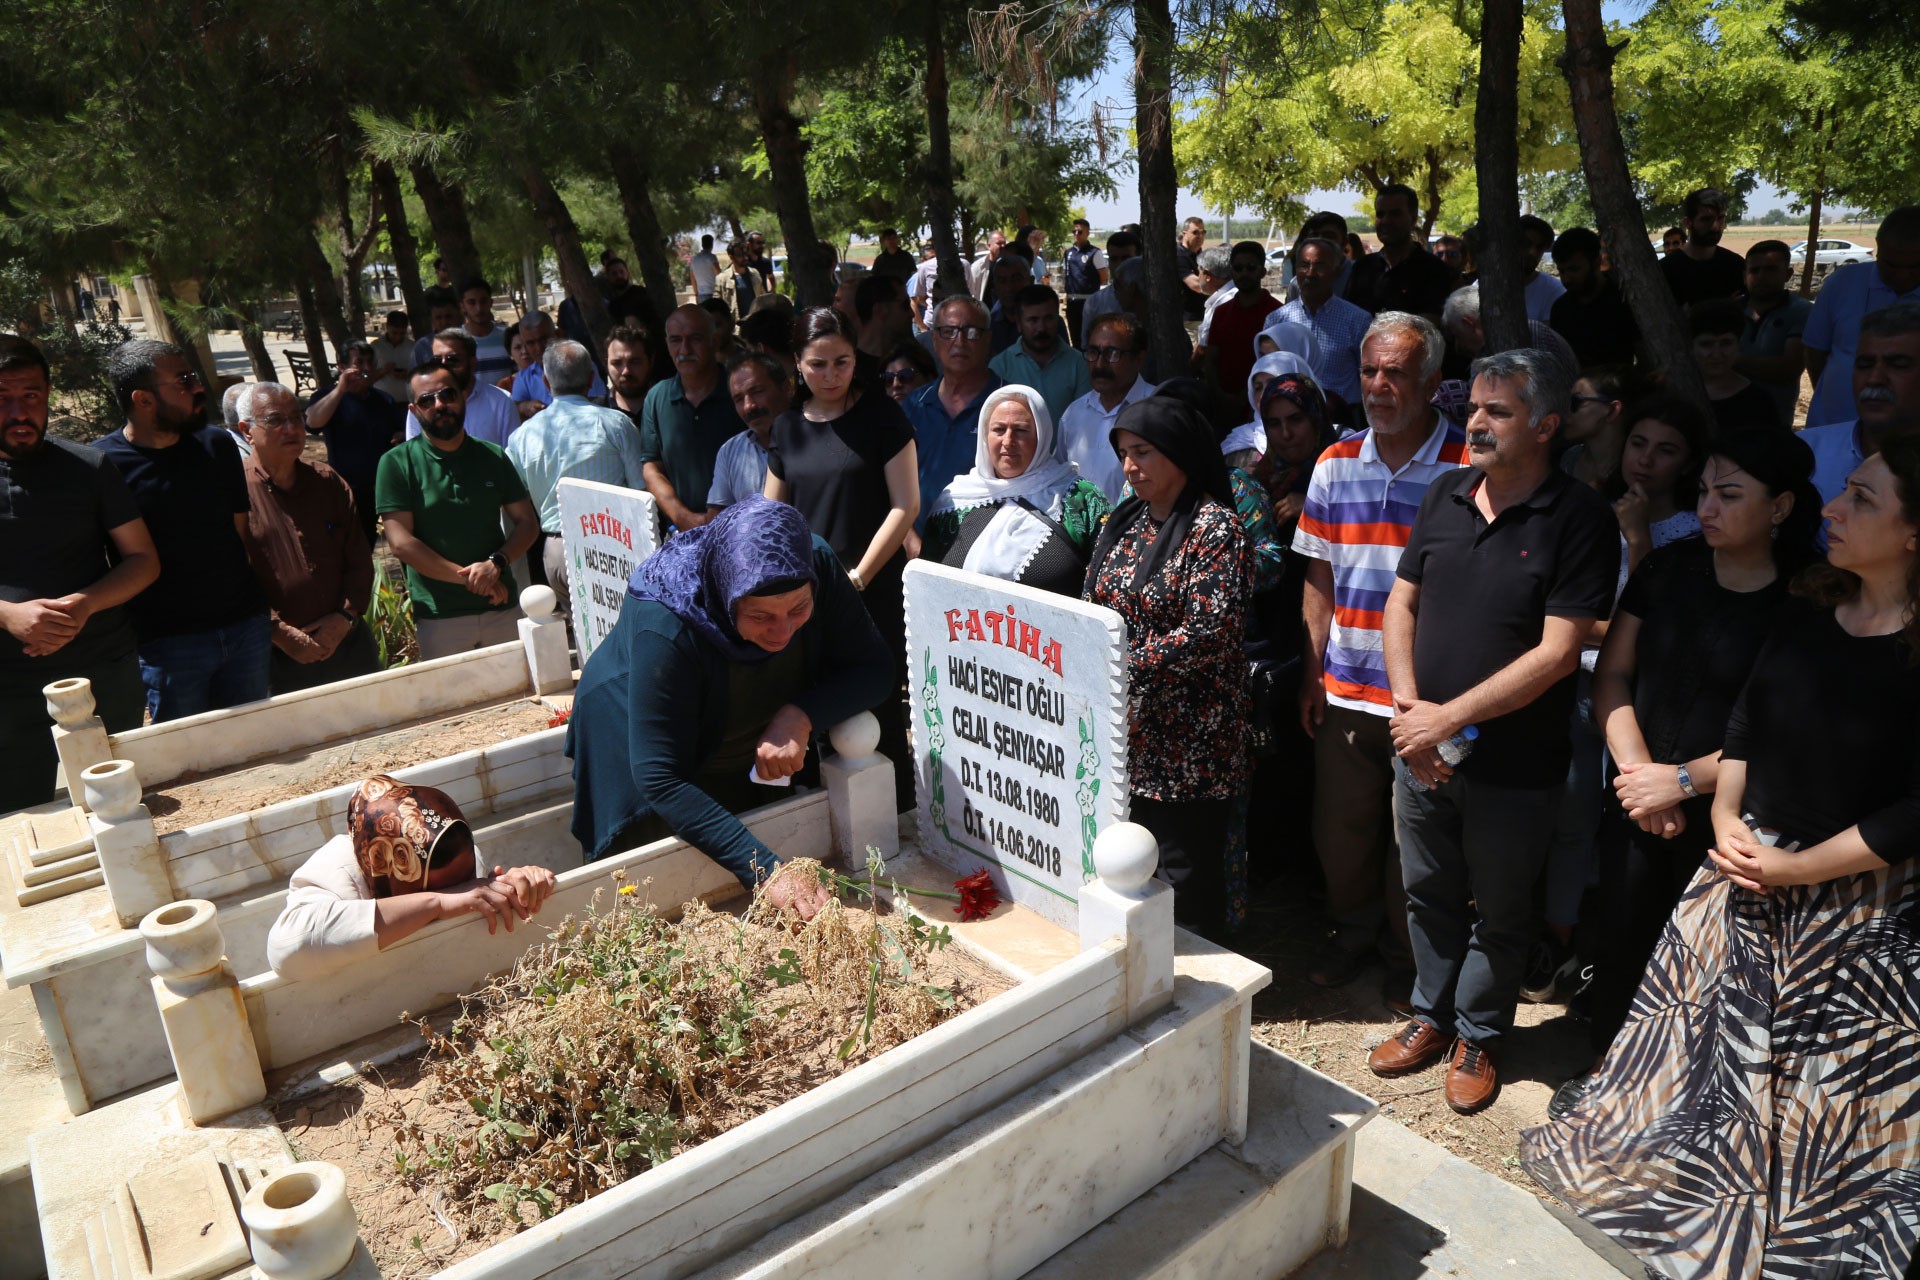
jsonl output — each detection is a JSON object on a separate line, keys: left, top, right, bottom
{"left": 1408, "top": 725, "right": 1478, "bottom": 792}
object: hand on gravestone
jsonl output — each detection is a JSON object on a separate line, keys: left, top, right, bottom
{"left": 489, "top": 864, "right": 557, "bottom": 919}
{"left": 434, "top": 879, "right": 528, "bottom": 934}
{"left": 754, "top": 704, "right": 814, "bottom": 781}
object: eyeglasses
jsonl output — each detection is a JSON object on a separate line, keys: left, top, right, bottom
{"left": 249, "top": 413, "right": 305, "bottom": 430}
{"left": 932, "top": 325, "right": 985, "bottom": 343}
{"left": 1571, "top": 394, "right": 1616, "bottom": 411}
{"left": 412, "top": 388, "right": 462, "bottom": 409}
{"left": 167, "top": 370, "right": 203, "bottom": 388}
{"left": 1085, "top": 346, "right": 1137, "bottom": 363}
{"left": 879, "top": 370, "right": 922, "bottom": 385}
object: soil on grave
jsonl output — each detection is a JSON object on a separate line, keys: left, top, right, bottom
{"left": 141, "top": 699, "right": 561, "bottom": 834}
{"left": 1235, "top": 864, "right": 1591, "bottom": 1203}
{"left": 275, "top": 895, "right": 1013, "bottom": 1278}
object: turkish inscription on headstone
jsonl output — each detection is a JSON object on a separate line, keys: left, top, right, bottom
{"left": 555, "top": 479, "right": 659, "bottom": 663}
{"left": 903, "top": 560, "right": 1129, "bottom": 928}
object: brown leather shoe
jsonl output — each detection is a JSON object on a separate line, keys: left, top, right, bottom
{"left": 1367, "top": 1019, "right": 1451, "bottom": 1077}
{"left": 1444, "top": 1038, "right": 1499, "bottom": 1113}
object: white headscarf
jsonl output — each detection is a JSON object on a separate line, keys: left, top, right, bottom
{"left": 928, "top": 385, "right": 1082, "bottom": 582}
{"left": 1222, "top": 352, "right": 1313, "bottom": 458}
{"left": 1257, "top": 317, "right": 1321, "bottom": 370}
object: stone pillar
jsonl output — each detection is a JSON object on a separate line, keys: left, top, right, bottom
{"left": 823, "top": 711, "right": 896, "bottom": 866}
{"left": 82, "top": 760, "right": 174, "bottom": 927}
{"left": 1078, "top": 822, "right": 1175, "bottom": 1025}
{"left": 141, "top": 899, "right": 267, "bottom": 1124}
{"left": 241, "top": 1161, "right": 361, "bottom": 1280}
{"left": 44, "top": 678, "right": 114, "bottom": 807}
{"left": 517, "top": 585, "right": 573, "bottom": 695}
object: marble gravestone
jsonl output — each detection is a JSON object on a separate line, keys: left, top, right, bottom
{"left": 903, "top": 561, "right": 1128, "bottom": 928}
{"left": 555, "top": 479, "right": 659, "bottom": 662}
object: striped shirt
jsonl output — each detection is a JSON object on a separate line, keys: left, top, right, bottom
{"left": 1290, "top": 417, "right": 1468, "bottom": 714}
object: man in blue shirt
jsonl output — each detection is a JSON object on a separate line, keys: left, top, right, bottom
{"left": 509, "top": 312, "right": 605, "bottom": 418}
{"left": 1802, "top": 303, "right": 1920, "bottom": 508}
{"left": 1803, "top": 206, "right": 1920, "bottom": 426}
{"left": 904, "top": 296, "right": 1001, "bottom": 535}
{"left": 989, "top": 284, "right": 1091, "bottom": 425}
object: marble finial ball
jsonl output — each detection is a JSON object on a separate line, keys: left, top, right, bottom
{"left": 520, "top": 584, "right": 559, "bottom": 619}
{"left": 829, "top": 710, "right": 882, "bottom": 761}
{"left": 1093, "top": 822, "right": 1159, "bottom": 893}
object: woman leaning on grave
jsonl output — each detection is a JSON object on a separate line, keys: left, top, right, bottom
{"left": 1083, "top": 397, "right": 1252, "bottom": 936}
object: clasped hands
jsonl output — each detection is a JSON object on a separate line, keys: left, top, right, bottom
{"left": 458, "top": 558, "right": 509, "bottom": 605}
{"left": 437, "top": 864, "right": 558, "bottom": 933}
{"left": 3, "top": 594, "right": 94, "bottom": 657}
{"left": 1389, "top": 697, "right": 1459, "bottom": 790}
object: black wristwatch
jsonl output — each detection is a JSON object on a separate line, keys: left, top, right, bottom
{"left": 487, "top": 551, "right": 509, "bottom": 572}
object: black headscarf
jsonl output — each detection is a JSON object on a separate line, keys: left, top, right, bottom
{"left": 1084, "top": 397, "right": 1236, "bottom": 593}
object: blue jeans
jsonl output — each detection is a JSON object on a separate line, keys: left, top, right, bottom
{"left": 138, "top": 614, "right": 272, "bottom": 723}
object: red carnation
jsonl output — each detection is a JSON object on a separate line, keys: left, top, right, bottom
{"left": 954, "top": 870, "right": 1000, "bottom": 921}
{"left": 547, "top": 707, "right": 572, "bottom": 728}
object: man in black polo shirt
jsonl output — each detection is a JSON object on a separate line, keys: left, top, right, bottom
{"left": 1344, "top": 183, "right": 1458, "bottom": 320}
{"left": 1366, "top": 347, "right": 1617, "bottom": 1114}
{"left": 0, "top": 336, "right": 159, "bottom": 812}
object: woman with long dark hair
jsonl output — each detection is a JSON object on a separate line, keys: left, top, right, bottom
{"left": 1606, "top": 395, "right": 1711, "bottom": 574}
{"left": 1523, "top": 436, "right": 1920, "bottom": 1278}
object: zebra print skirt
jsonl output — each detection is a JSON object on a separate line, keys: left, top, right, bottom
{"left": 1521, "top": 858, "right": 1920, "bottom": 1279}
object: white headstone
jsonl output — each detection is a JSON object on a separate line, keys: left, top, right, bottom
{"left": 903, "top": 560, "right": 1129, "bottom": 928}
{"left": 555, "top": 479, "right": 660, "bottom": 662}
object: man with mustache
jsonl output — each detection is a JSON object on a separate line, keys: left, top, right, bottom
{"left": 1291, "top": 313, "right": 1462, "bottom": 1011}
{"left": 637, "top": 305, "right": 744, "bottom": 533}
{"left": 1372, "top": 346, "right": 1617, "bottom": 1114}
{"left": 377, "top": 363, "right": 540, "bottom": 660}
{"left": 0, "top": 336, "right": 158, "bottom": 811}
{"left": 96, "top": 340, "right": 272, "bottom": 722}
{"left": 1801, "top": 302, "right": 1920, "bottom": 506}
{"left": 1058, "top": 311, "right": 1155, "bottom": 502}
{"left": 402, "top": 329, "right": 520, "bottom": 449}
{"left": 1802, "top": 206, "right": 1920, "bottom": 427}
{"left": 706, "top": 351, "right": 792, "bottom": 513}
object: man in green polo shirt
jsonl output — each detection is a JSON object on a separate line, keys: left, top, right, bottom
{"left": 377, "top": 363, "right": 540, "bottom": 660}
{"left": 638, "top": 304, "right": 744, "bottom": 533}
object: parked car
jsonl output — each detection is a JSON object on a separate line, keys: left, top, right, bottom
{"left": 1266, "top": 245, "right": 1289, "bottom": 268}
{"left": 1790, "top": 239, "right": 1874, "bottom": 268}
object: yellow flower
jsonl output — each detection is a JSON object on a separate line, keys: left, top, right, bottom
{"left": 618, "top": 884, "right": 638, "bottom": 897}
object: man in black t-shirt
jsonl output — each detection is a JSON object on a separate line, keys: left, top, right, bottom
{"left": 97, "top": 340, "right": 273, "bottom": 723}
{"left": 1344, "top": 184, "right": 1458, "bottom": 320}
{"left": 869, "top": 229, "right": 917, "bottom": 284}
{"left": 1659, "top": 187, "right": 1747, "bottom": 307}
{"left": 1175, "top": 216, "right": 1208, "bottom": 321}
{"left": 1548, "top": 226, "right": 1640, "bottom": 369}
{"left": 0, "top": 336, "right": 159, "bottom": 812}
{"left": 1368, "top": 347, "right": 1618, "bottom": 1115}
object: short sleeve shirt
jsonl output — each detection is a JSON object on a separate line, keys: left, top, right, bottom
{"left": 637, "top": 375, "right": 745, "bottom": 517}
{"left": 1395, "top": 467, "right": 1620, "bottom": 787}
{"left": 0, "top": 436, "right": 143, "bottom": 673}
{"left": 308, "top": 383, "right": 402, "bottom": 493}
{"left": 373, "top": 434, "right": 528, "bottom": 619}
{"left": 766, "top": 393, "right": 914, "bottom": 571}
{"left": 1659, "top": 247, "right": 1746, "bottom": 308}
{"left": 1343, "top": 246, "right": 1458, "bottom": 317}
{"left": 95, "top": 426, "right": 265, "bottom": 641}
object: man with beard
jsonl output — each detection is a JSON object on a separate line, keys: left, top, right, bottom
{"left": 986, "top": 256, "right": 1030, "bottom": 356}
{"left": 307, "top": 340, "right": 405, "bottom": 544}
{"left": 1057, "top": 311, "right": 1155, "bottom": 502}
{"left": 706, "top": 351, "right": 791, "bottom": 512}
{"left": 410, "top": 296, "right": 461, "bottom": 373}
{"left": 0, "top": 336, "right": 158, "bottom": 811}
{"left": 1658, "top": 188, "right": 1747, "bottom": 308}
{"left": 989, "top": 284, "right": 1090, "bottom": 425}
{"left": 1373, "top": 346, "right": 1616, "bottom": 1114}
{"left": 378, "top": 363, "right": 540, "bottom": 660}
{"left": 403, "top": 329, "right": 520, "bottom": 448}
{"left": 638, "top": 305, "right": 743, "bottom": 533}
{"left": 458, "top": 278, "right": 513, "bottom": 386}
{"left": 1801, "top": 302, "right": 1920, "bottom": 506}
{"left": 604, "top": 324, "right": 657, "bottom": 424}
{"left": 97, "top": 340, "right": 272, "bottom": 722}
{"left": 1291, "top": 313, "right": 1463, "bottom": 1012}
{"left": 602, "top": 258, "right": 655, "bottom": 330}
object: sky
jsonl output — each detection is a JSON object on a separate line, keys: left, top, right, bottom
{"left": 1065, "top": 9, "right": 1788, "bottom": 237}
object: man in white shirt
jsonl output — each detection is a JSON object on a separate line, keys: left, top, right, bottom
{"left": 370, "top": 311, "right": 415, "bottom": 401}
{"left": 967, "top": 229, "right": 1008, "bottom": 301}
{"left": 1519, "top": 215, "right": 1566, "bottom": 324}
{"left": 688, "top": 235, "right": 721, "bottom": 302}
{"left": 1058, "top": 312, "right": 1156, "bottom": 502}
{"left": 405, "top": 329, "right": 521, "bottom": 448}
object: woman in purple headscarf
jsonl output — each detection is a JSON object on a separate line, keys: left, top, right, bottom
{"left": 566, "top": 497, "right": 892, "bottom": 906}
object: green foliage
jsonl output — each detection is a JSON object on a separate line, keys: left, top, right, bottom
{"left": 366, "top": 569, "right": 417, "bottom": 670}
{"left": 0, "top": 260, "right": 129, "bottom": 438}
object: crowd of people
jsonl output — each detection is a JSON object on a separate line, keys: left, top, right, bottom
{"left": 5, "top": 187, "right": 1919, "bottom": 1276}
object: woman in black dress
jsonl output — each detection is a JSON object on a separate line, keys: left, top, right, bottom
{"left": 1548, "top": 429, "right": 1820, "bottom": 1119}
{"left": 1523, "top": 436, "right": 1920, "bottom": 1279}
{"left": 764, "top": 306, "right": 919, "bottom": 801}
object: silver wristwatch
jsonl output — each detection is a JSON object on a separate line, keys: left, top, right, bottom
{"left": 1676, "top": 763, "right": 1698, "bottom": 799}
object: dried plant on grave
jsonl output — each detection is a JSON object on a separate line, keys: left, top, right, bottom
{"left": 385, "top": 859, "right": 961, "bottom": 1232}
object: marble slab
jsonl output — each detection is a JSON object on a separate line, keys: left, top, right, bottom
{"left": 902, "top": 561, "right": 1129, "bottom": 929}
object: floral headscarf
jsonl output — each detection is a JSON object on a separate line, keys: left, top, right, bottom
{"left": 348, "top": 775, "right": 472, "bottom": 897}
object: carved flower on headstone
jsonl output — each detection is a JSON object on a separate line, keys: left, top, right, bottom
{"left": 928, "top": 723, "right": 946, "bottom": 752}
{"left": 1075, "top": 782, "right": 1095, "bottom": 814}
{"left": 929, "top": 801, "right": 946, "bottom": 831}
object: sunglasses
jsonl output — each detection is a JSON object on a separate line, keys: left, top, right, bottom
{"left": 412, "top": 388, "right": 462, "bottom": 409}
{"left": 879, "top": 370, "right": 922, "bottom": 385}
{"left": 1085, "top": 346, "right": 1137, "bottom": 363}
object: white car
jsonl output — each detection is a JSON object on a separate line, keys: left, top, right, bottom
{"left": 1790, "top": 239, "right": 1873, "bottom": 267}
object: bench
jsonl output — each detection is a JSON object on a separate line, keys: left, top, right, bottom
{"left": 283, "top": 348, "right": 315, "bottom": 396}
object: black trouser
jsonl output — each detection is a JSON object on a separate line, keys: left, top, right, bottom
{"left": 349, "top": 484, "right": 379, "bottom": 548}
{"left": 1066, "top": 297, "right": 1088, "bottom": 349}
{"left": 1585, "top": 796, "right": 1713, "bottom": 1056}
{"left": 1130, "top": 794, "right": 1234, "bottom": 935}
{"left": 268, "top": 619, "right": 383, "bottom": 696}
{"left": 861, "top": 556, "right": 916, "bottom": 813}
{"left": 0, "top": 654, "right": 145, "bottom": 814}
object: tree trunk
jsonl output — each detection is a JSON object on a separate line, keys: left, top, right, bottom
{"left": 607, "top": 143, "right": 685, "bottom": 321}
{"left": 295, "top": 280, "right": 334, "bottom": 384}
{"left": 753, "top": 56, "right": 835, "bottom": 308}
{"left": 1559, "top": 0, "right": 1708, "bottom": 408}
{"left": 408, "top": 159, "right": 483, "bottom": 287}
{"left": 959, "top": 207, "right": 977, "bottom": 260}
{"left": 1475, "top": 0, "right": 1530, "bottom": 354}
{"left": 327, "top": 146, "right": 380, "bottom": 340}
{"left": 1422, "top": 146, "right": 1446, "bottom": 241}
{"left": 46, "top": 280, "right": 80, "bottom": 337}
{"left": 1799, "top": 189, "right": 1825, "bottom": 297}
{"left": 519, "top": 161, "right": 613, "bottom": 354}
{"left": 1134, "top": 0, "right": 1187, "bottom": 382}
{"left": 923, "top": 0, "right": 964, "bottom": 285}
{"left": 238, "top": 306, "right": 279, "bottom": 382}
{"left": 302, "top": 231, "right": 354, "bottom": 359}
{"left": 372, "top": 160, "right": 429, "bottom": 336}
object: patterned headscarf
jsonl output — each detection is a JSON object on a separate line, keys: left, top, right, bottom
{"left": 627, "top": 495, "right": 817, "bottom": 663}
{"left": 348, "top": 775, "right": 472, "bottom": 897}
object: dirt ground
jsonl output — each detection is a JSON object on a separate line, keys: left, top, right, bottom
{"left": 275, "top": 904, "right": 1012, "bottom": 1278}
{"left": 143, "top": 698, "right": 561, "bottom": 833}
{"left": 1233, "top": 868, "right": 1592, "bottom": 1201}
